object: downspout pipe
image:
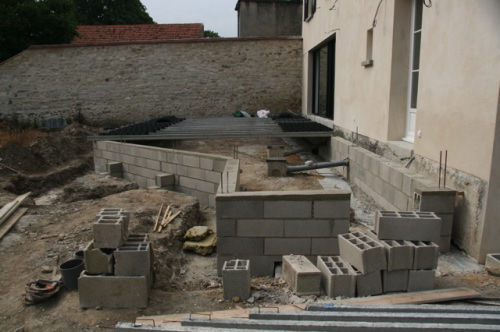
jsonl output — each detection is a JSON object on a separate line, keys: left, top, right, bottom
{"left": 287, "top": 158, "right": 349, "bottom": 173}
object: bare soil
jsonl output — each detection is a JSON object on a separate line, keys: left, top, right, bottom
{"left": 0, "top": 123, "right": 499, "bottom": 331}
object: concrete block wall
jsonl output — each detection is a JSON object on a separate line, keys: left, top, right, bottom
{"left": 93, "top": 141, "right": 240, "bottom": 207}
{"left": 216, "top": 190, "right": 351, "bottom": 277}
{"left": 326, "top": 137, "right": 457, "bottom": 252}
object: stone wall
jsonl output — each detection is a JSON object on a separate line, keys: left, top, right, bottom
{"left": 93, "top": 141, "right": 240, "bottom": 207}
{"left": 0, "top": 37, "right": 302, "bottom": 125}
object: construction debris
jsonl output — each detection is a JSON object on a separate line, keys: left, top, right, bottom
{"left": 184, "top": 226, "right": 213, "bottom": 241}
{"left": 183, "top": 233, "right": 217, "bottom": 256}
{"left": 23, "top": 279, "right": 61, "bottom": 305}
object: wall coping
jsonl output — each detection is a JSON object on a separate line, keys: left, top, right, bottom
{"left": 216, "top": 190, "right": 350, "bottom": 201}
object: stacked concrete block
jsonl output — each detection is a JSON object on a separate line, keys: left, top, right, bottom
{"left": 338, "top": 232, "right": 387, "bottom": 273}
{"left": 366, "top": 231, "right": 414, "bottom": 271}
{"left": 353, "top": 267, "right": 383, "bottom": 297}
{"left": 407, "top": 269, "right": 436, "bottom": 292}
{"left": 410, "top": 241, "right": 439, "bottom": 270}
{"left": 222, "top": 260, "right": 251, "bottom": 300}
{"left": 282, "top": 255, "right": 321, "bottom": 296}
{"left": 80, "top": 208, "right": 153, "bottom": 308}
{"left": 383, "top": 269, "right": 409, "bottom": 293}
{"left": 216, "top": 190, "right": 351, "bottom": 277}
{"left": 375, "top": 210, "right": 441, "bottom": 243}
{"left": 316, "top": 256, "right": 356, "bottom": 298}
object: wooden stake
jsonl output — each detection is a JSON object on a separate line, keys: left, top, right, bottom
{"left": 153, "top": 203, "right": 164, "bottom": 232}
{"left": 157, "top": 205, "right": 171, "bottom": 233}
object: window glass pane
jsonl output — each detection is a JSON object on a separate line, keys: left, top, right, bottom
{"left": 415, "top": 0, "right": 423, "bottom": 31}
{"left": 413, "top": 31, "right": 421, "bottom": 70}
{"left": 304, "top": 0, "right": 309, "bottom": 21}
{"left": 411, "top": 71, "right": 419, "bottom": 108}
{"left": 318, "top": 46, "right": 328, "bottom": 117}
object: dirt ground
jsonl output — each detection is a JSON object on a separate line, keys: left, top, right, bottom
{"left": 0, "top": 123, "right": 499, "bottom": 331}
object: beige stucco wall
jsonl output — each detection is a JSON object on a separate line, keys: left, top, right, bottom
{"left": 414, "top": 0, "right": 500, "bottom": 180}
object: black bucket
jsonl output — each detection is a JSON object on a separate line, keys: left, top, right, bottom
{"left": 74, "top": 250, "right": 84, "bottom": 259}
{"left": 60, "top": 258, "right": 84, "bottom": 291}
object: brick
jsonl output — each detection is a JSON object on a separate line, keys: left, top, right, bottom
{"left": 375, "top": 210, "right": 441, "bottom": 243}
{"left": 314, "top": 200, "right": 350, "bottom": 219}
{"left": 264, "top": 238, "right": 311, "bottom": 255}
{"left": 216, "top": 200, "right": 264, "bottom": 219}
{"left": 407, "top": 270, "right": 435, "bottom": 292}
{"left": 264, "top": 201, "right": 312, "bottom": 219}
{"left": 311, "top": 238, "right": 339, "bottom": 256}
{"left": 237, "top": 219, "right": 283, "bottom": 237}
{"left": 83, "top": 241, "right": 114, "bottom": 275}
{"left": 282, "top": 255, "right": 321, "bottom": 296}
{"left": 383, "top": 270, "right": 409, "bottom": 293}
{"left": 78, "top": 273, "right": 149, "bottom": 308}
{"left": 316, "top": 256, "right": 356, "bottom": 298}
{"left": 338, "top": 232, "right": 387, "bottom": 273}
{"left": 216, "top": 219, "right": 237, "bottom": 237}
{"left": 93, "top": 216, "right": 127, "bottom": 248}
{"left": 410, "top": 241, "right": 439, "bottom": 270}
{"left": 354, "top": 268, "right": 383, "bottom": 297}
{"left": 284, "top": 219, "right": 330, "bottom": 237}
{"left": 222, "top": 259, "right": 251, "bottom": 300}
{"left": 217, "top": 237, "right": 264, "bottom": 255}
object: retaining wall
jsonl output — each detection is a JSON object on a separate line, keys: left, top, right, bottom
{"left": 216, "top": 190, "right": 351, "bottom": 276}
{"left": 93, "top": 141, "right": 239, "bottom": 207}
{"left": 0, "top": 37, "right": 302, "bottom": 125}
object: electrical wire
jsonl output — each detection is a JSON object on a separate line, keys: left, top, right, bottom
{"left": 372, "top": 0, "right": 384, "bottom": 28}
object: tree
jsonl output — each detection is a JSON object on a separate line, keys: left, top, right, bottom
{"left": 74, "top": 0, "right": 154, "bottom": 25}
{"left": 204, "top": 30, "right": 220, "bottom": 38}
{"left": 0, "top": 0, "right": 78, "bottom": 62}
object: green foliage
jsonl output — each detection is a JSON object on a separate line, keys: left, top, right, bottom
{"left": 0, "top": 0, "right": 79, "bottom": 62}
{"left": 204, "top": 30, "right": 220, "bottom": 38}
{"left": 74, "top": 0, "right": 154, "bottom": 25}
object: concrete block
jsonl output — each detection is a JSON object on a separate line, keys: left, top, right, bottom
{"left": 237, "top": 219, "right": 284, "bottom": 237}
{"left": 200, "top": 157, "right": 214, "bottom": 171}
{"left": 176, "top": 165, "right": 188, "bottom": 176}
{"left": 375, "top": 210, "right": 441, "bottom": 243}
{"left": 378, "top": 161, "right": 392, "bottom": 183}
{"left": 394, "top": 190, "right": 410, "bottom": 211}
{"left": 83, "top": 241, "right": 114, "bottom": 275}
{"left": 78, "top": 273, "right": 148, "bottom": 308}
{"left": 178, "top": 176, "right": 196, "bottom": 189}
{"left": 267, "top": 145, "right": 285, "bottom": 158}
{"left": 222, "top": 260, "right": 251, "bottom": 300}
{"left": 93, "top": 216, "right": 127, "bottom": 248}
{"left": 383, "top": 269, "right": 409, "bottom": 293}
{"left": 267, "top": 158, "right": 287, "bottom": 177}
{"left": 311, "top": 238, "right": 339, "bottom": 256}
{"left": 217, "top": 254, "right": 281, "bottom": 277}
{"left": 145, "top": 159, "right": 161, "bottom": 171}
{"left": 407, "top": 270, "right": 435, "bottom": 292}
{"left": 114, "top": 242, "right": 152, "bottom": 277}
{"left": 264, "top": 201, "right": 312, "bottom": 219}
{"left": 485, "top": 253, "right": 500, "bottom": 276}
{"left": 438, "top": 235, "right": 451, "bottom": 253}
{"left": 414, "top": 188, "right": 456, "bottom": 213}
{"left": 217, "top": 237, "right": 264, "bottom": 255}
{"left": 264, "top": 238, "right": 311, "bottom": 255}
{"left": 126, "top": 233, "right": 149, "bottom": 243}
{"left": 373, "top": 176, "right": 384, "bottom": 196}
{"left": 216, "top": 219, "right": 237, "bottom": 237}
{"left": 314, "top": 200, "right": 351, "bottom": 219}
{"left": 284, "top": 219, "right": 330, "bottom": 237}
{"left": 354, "top": 268, "right": 383, "bottom": 297}
{"left": 195, "top": 180, "right": 216, "bottom": 193}
{"left": 410, "top": 241, "right": 439, "bottom": 270}
{"left": 438, "top": 213, "right": 454, "bottom": 236}
{"left": 368, "top": 155, "right": 381, "bottom": 176}
{"left": 331, "top": 219, "right": 350, "bottom": 236}
{"left": 182, "top": 155, "right": 200, "bottom": 168}
{"left": 106, "top": 162, "right": 123, "bottom": 178}
{"left": 216, "top": 200, "right": 264, "bottom": 219}
{"left": 213, "top": 159, "right": 227, "bottom": 173}
{"left": 338, "top": 232, "right": 387, "bottom": 273}
{"left": 317, "top": 256, "right": 356, "bottom": 298}
{"left": 155, "top": 173, "right": 175, "bottom": 187}
{"left": 205, "top": 170, "right": 221, "bottom": 184}
{"left": 282, "top": 255, "right": 321, "bottom": 296}
{"left": 366, "top": 231, "right": 414, "bottom": 271}
{"left": 188, "top": 166, "right": 206, "bottom": 180}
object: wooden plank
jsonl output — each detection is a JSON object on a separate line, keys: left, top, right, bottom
{"left": 0, "top": 207, "right": 28, "bottom": 240}
{"left": 0, "top": 192, "right": 31, "bottom": 227}
{"left": 333, "top": 287, "right": 481, "bottom": 305}
{"left": 153, "top": 203, "right": 164, "bottom": 232}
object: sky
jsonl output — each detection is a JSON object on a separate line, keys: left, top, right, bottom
{"left": 141, "top": 0, "right": 238, "bottom": 37}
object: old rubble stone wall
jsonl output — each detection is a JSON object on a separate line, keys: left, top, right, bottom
{"left": 0, "top": 37, "right": 302, "bottom": 125}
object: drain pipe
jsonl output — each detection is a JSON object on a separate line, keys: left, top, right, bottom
{"left": 287, "top": 158, "right": 349, "bottom": 173}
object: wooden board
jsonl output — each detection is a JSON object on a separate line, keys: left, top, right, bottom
{"left": 332, "top": 287, "right": 481, "bottom": 305}
{"left": 0, "top": 192, "right": 31, "bottom": 227}
{"left": 0, "top": 207, "right": 28, "bottom": 240}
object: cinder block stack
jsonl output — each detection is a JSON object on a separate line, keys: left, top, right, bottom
{"left": 79, "top": 208, "right": 154, "bottom": 309}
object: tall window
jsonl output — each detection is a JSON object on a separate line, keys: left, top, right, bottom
{"left": 312, "top": 37, "right": 336, "bottom": 119}
{"left": 304, "top": 0, "right": 316, "bottom": 21}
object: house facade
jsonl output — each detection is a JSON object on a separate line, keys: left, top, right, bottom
{"left": 302, "top": 0, "right": 499, "bottom": 263}
{"left": 235, "top": 0, "right": 303, "bottom": 37}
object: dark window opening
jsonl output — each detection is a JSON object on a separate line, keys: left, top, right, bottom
{"left": 312, "top": 37, "right": 336, "bottom": 120}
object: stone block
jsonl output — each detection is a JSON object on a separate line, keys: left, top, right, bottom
{"left": 317, "top": 256, "right": 356, "bottom": 298}
{"left": 216, "top": 219, "right": 236, "bottom": 237}
{"left": 266, "top": 158, "right": 287, "bottom": 177}
{"left": 485, "top": 253, "right": 500, "bottom": 276}
{"left": 222, "top": 259, "right": 251, "bottom": 300}
{"left": 282, "top": 255, "right": 321, "bottom": 296}
{"left": 264, "top": 201, "right": 312, "bottom": 219}
{"left": 383, "top": 269, "right": 409, "bottom": 293}
{"left": 375, "top": 210, "right": 441, "bottom": 243}
{"left": 237, "top": 219, "right": 284, "bottom": 237}
{"left": 284, "top": 219, "right": 330, "bottom": 237}
{"left": 217, "top": 237, "right": 264, "bottom": 255}
{"left": 264, "top": 238, "right": 311, "bottom": 255}
{"left": 414, "top": 188, "right": 457, "bottom": 213}
{"left": 311, "top": 238, "right": 339, "bottom": 256}
{"left": 354, "top": 268, "right": 383, "bottom": 297}
{"left": 407, "top": 270, "right": 435, "bottom": 292}
{"left": 155, "top": 173, "right": 175, "bottom": 187}
{"left": 314, "top": 200, "right": 351, "bottom": 219}
{"left": 83, "top": 241, "right": 114, "bottom": 275}
{"left": 93, "top": 216, "right": 127, "bottom": 249}
{"left": 410, "top": 241, "right": 439, "bottom": 270}
{"left": 338, "top": 232, "right": 387, "bottom": 273}
{"left": 79, "top": 273, "right": 149, "bottom": 308}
